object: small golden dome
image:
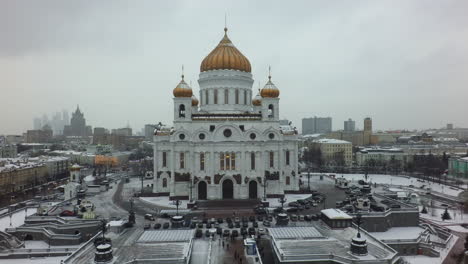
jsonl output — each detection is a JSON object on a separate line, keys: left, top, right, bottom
{"left": 260, "top": 75, "right": 280, "bottom": 98}
{"left": 252, "top": 93, "right": 262, "bottom": 106}
{"left": 200, "top": 28, "right": 251, "bottom": 73}
{"left": 192, "top": 95, "right": 199, "bottom": 106}
{"left": 173, "top": 75, "right": 193, "bottom": 98}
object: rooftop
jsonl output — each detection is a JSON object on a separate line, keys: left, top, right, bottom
{"left": 321, "top": 209, "right": 352, "bottom": 220}
{"left": 313, "top": 138, "right": 351, "bottom": 144}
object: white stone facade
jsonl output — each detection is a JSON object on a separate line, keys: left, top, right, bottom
{"left": 153, "top": 49, "right": 298, "bottom": 201}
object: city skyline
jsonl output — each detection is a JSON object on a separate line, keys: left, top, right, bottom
{"left": 1, "top": 0, "right": 468, "bottom": 134}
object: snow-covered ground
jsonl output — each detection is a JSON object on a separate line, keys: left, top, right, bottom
{"left": 419, "top": 206, "right": 467, "bottom": 224}
{"left": 140, "top": 196, "right": 189, "bottom": 209}
{"left": 334, "top": 173, "right": 464, "bottom": 197}
{"left": 0, "top": 208, "right": 36, "bottom": 232}
{"left": 267, "top": 194, "right": 311, "bottom": 207}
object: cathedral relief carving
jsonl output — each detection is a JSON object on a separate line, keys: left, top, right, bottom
{"left": 157, "top": 171, "right": 171, "bottom": 179}
{"left": 256, "top": 177, "right": 262, "bottom": 184}
{"left": 204, "top": 176, "right": 211, "bottom": 184}
{"left": 175, "top": 172, "right": 190, "bottom": 182}
{"left": 265, "top": 171, "right": 279, "bottom": 180}
{"left": 244, "top": 177, "right": 250, "bottom": 184}
{"left": 292, "top": 170, "right": 296, "bottom": 177}
{"left": 214, "top": 174, "right": 224, "bottom": 184}
{"left": 232, "top": 174, "right": 242, "bottom": 184}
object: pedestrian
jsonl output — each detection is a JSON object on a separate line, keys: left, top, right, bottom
{"left": 222, "top": 241, "right": 225, "bottom": 248}
{"left": 227, "top": 243, "right": 229, "bottom": 250}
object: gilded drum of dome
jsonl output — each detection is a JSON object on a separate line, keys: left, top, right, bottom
{"left": 200, "top": 28, "right": 251, "bottom": 73}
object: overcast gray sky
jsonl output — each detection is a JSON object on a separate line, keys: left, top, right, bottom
{"left": 1, "top": 0, "right": 467, "bottom": 135}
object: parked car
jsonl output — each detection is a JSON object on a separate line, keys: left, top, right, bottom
{"left": 228, "top": 222, "right": 234, "bottom": 229}
{"left": 249, "top": 216, "right": 256, "bottom": 222}
{"left": 205, "top": 230, "right": 211, "bottom": 237}
{"left": 144, "top": 214, "right": 155, "bottom": 221}
{"left": 253, "top": 221, "right": 258, "bottom": 228}
{"left": 217, "top": 218, "right": 224, "bottom": 223}
{"left": 290, "top": 214, "right": 298, "bottom": 221}
{"left": 197, "top": 223, "right": 204, "bottom": 228}
{"left": 241, "top": 227, "right": 247, "bottom": 236}
{"left": 206, "top": 223, "right": 212, "bottom": 229}
{"left": 163, "top": 222, "right": 170, "bottom": 229}
{"left": 231, "top": 230, "right": 239, "bottom": 237}
{"left": 248, "top": 227, "right": 256, "bottom": 235}
{"left": 154, "top": 223, "right": 162, "bottom": 229}
{"left": 144, "top": 223, "right": 151, "bottom": 229}
{"left": 217, "top": 227, "right": 222, "bottom": 235}
{"left": 223, "top": 229, "right": 230, "bottom": 237}
{"left": 263, "top": 220, "right": 271, "bottom": 227}
{"left": 195, "top": 229, "right": 203, "bottom": 238}
{"left": 304, "top": 215, "right": 312, "bottom": 221}
{"left": 299, "top": 215, "right": 305, "bottom": 221}
{"left": 226, "top": 217, "right": 232, "bottom": 223}
{"left": 288, "top": 202, "right": 299, "bottom": 207}
{"left": 286, "top": 207, "right": 298, "bottom": 213}
{"left": 257, "top": 215, "right": 264, "bottom": 221}
{"left": 242, "top": 222, "right": 248, "bottom": 228}
{"left": 235, "top": 222, "right": 241, "bottom": 228}
{"left": 190, "top": 222, "right": 196, "bottom": 229}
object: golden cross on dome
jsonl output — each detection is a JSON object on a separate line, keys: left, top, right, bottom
{"left": 181, "top": 65, "right": 184, "bottom": 80}
{"left": 268, "top": 66, "right": 272, "bottom": 80}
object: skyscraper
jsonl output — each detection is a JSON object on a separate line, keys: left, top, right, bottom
{"left": 64, "top": 106, "right": 90, "bottom": 137}
{"left": 364, "top": 117, "right": 372, "bottom": 132}
{"left": 344, "top": 118, "right": 355, "bottom": 132}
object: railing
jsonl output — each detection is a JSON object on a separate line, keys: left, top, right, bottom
{"left": 0, "top": 246, "right": 78, "bottom": 255}
{"left": 62, "top": 231, "right": 102, "bottom": 263}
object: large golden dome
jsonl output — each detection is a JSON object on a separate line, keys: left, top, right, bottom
{"left": 200, "top": 28, "right": 251, "bottom": 73}
{"left": 173, "top": 75, "right": 193, "bottom": 98}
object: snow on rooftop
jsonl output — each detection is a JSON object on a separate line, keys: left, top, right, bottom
{"left": 313, "top": 138, "right": 351, "bottom": 144}
{"left": 321, "top": 209, "right": 352, "bottom": 220}
{"left": 269, "top": 226, "right": 323, "bottom": 239}
{"left": 370, "top": 227, "right": 425, "bottom": 241}
{"left": 137, "top": 230, "right": 194, "bottom": 243}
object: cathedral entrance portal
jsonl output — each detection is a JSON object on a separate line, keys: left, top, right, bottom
{"left": 198, "top": 181, "right": 207, "bottom": 200}
{"left": 249, "top": 181, "right": 258, "bottom": 199}
{"left": 222, "top": 179, "right": 234, "bottom": 199}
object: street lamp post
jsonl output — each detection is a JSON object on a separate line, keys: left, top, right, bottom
{"left": 278, "top": 197, "right": 287, "bottom": 212}
{"left": 307, "top": 168, "right": 311, "bottom": 191}
{"left": 263, "top": 179, "right": 268, "bottom": 201}
{"left": 174, "top": 199, "right": 181, "bottom": 216}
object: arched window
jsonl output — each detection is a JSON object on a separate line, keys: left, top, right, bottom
{"left": 205, "top": 90, "right": 209, "bottom": 104}
{"left": 286, "top": 176, "right": 290, "bottom": 185}
{"left": 180, "top": 152, "right": 185, "bottom": 169}
{"left": 268, "top": 104, "right": 274, "bottom": 118}
{"left": 224, "top": 89, "right": 229, "bottom": 104}
{"left": 162, "top": 178, "right": 167, "bottom": 188}
{"left": 269, "top": 151, "right": 274, "bottom": 168}
{"left": 214, "top": 89, "right": 218, "bottom": 104}
{"left": 200, "top": 153, "right": 205, "bottom": 171}
{"left": 243, "top": 90, "right": 247, "bottom": 105}
{"left": 250, "top": 152, "right": 255, "bottom": 170}
{"left": 235, "top": 89, "right": 239, "bottom": 104}
{"left": 179, "top": 104, "right": 185, "bottom": 118}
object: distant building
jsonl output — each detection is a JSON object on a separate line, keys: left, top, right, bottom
{"left": 302, "top": 116, "right": 332, "bottom": 134}
{"left": 112, "top": 127, "right": 132, "bottom": 136}
{"left": 0, "top": 144, "right": 17, "bottom": 158}
{"left": 344, "top": 118, "right": 355, "bottom": 132}
{"left": 364, "top": 117, "right": 372, "bottom": 132}
{"left": 26, "top": 125, "right": 53, "bottom": 143}
{"left": 446, "top": 123, "right": 453, "bottom": 130}
{"left": 33, "top": 117, "right": 42, "bottom": 130}
{"left": 144, "top": 124, "right": 157, "bottom": 141}
{"left": 0, "top": 158, "right": 49, "bottom": 194}
{"left": 448, "top": 156, "right": 468, "bottom": 179}
{"left": 93, "top": 127, "right": 110, "bottom": 145}
{"left": 311, "top": 138, "right": 353, "bottom": 166}
{"left": 64, "top": 106, "right": 91, "bottom": 137}
{"left": 327, "top": 117, "right": 373, "bottom": 146}
{"left": 355, "top": 147, "right": 412, "bottom": 168}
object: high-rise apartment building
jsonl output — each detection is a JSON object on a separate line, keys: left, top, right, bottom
{"left": 302, "top": 116, "right": 332, "bottom": 134}
{"left": 344, "top": 118, "right": 355, "bottom": 132}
